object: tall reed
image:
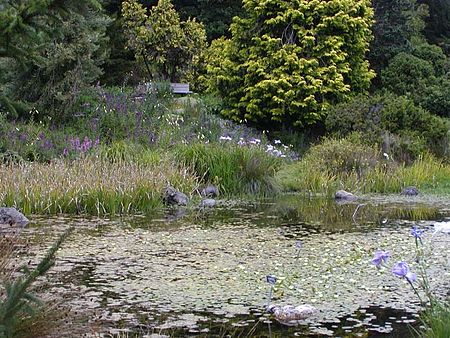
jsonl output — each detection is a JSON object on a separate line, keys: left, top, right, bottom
{"left": 174, "top": 143, "right": 282, "bottom": 196}
{"left": 0, "top": 157, "right": 198, "bottom": 215}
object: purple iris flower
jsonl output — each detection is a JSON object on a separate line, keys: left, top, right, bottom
{"left": 392, "top": 261, "right": 417, "bottom": 283}
{"left": 295, "top": 240, "right": 302, "bottom": 250}
{"left": 70, "top": 137, "right": 81, "bottom": 150}
{"left": 411, "top": 226, "right": 424, "bottom": 244}
{"left": 371, "top": 250, "right": 390, "bottom": 268}
{"left": 266, "top": 275, "right": 277, "bottom": 285}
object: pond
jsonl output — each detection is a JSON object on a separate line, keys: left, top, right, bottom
{"left": 23, "top": 194, "right": 450, "bottom": 337}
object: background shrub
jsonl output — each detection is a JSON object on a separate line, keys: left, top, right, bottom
{"left": 325, "top": 93, "right": 449, "bottom": 161}
{"left": 302, "top": 135, "right": 380, "bottom": 179}
{"left": 381, "top": 43, "right": 450, "bottom": 117}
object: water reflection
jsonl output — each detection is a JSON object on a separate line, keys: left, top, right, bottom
{"left": 22, "top": 195, "right": 450, "bottom": 336}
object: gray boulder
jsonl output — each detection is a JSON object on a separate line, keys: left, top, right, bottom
{"left": 162, "top": 186, "right": 189, "bottom": 206}
{"left": 335, "top": 190, "right": 357, "bottom": 201}
{"left": 401, "top": 186, "right": 419, "bottom": 196}
{"left": 201, "top": 184, "right": 219, "bottom": 198}
{"left": 200, "top": 198, "right": 216, "bottom": 208}
{"left": 0, "top": 207, "right": 29, "bottom": 227}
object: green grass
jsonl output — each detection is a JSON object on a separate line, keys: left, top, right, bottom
{"left": 276, "top": 152, "right": 450, "bottom": 196}
{"left": 418, "top": 300, "right": 450, "bottom": 338}
{"left": 0, "top": 157, "right": 198, "bottom": 215}
{"left": 174, "top": 142, "right": 282, "bottom": 196}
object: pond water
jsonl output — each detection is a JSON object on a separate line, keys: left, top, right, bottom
{"left": 23, "top": 194, "right": 450, "bottom": 337}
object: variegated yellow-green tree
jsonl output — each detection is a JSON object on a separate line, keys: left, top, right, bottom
{"left": 206, "top": 0, "right": 375, "bottom": 129}
{"left": 122, "top": 0, "right": 207, "bottom": 83}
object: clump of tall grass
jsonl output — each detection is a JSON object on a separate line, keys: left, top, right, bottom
{"left": 276, "top": 136, "right": 450, "bottom": 195}
{"left": 419, "top": 300, "right": 450, "bottom": 338}
{"left": 0, "top": 157, "right": 198, "bottom": 215}
{"left": 96, "top": 140, "right": 162, "bottom": 165}
{"left": 362, "top": 153, "right": 450, "bottom": 194}
{"left": 174, "top": 143, "right": 282, "bottom": 196}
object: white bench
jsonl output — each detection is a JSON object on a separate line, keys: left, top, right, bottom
{"left": 170, "top": 83, "right": 192, "bottom": 94}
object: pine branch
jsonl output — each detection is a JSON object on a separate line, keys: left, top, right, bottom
{"left": 0, "top": 228, "right": 72, "bottom": 337}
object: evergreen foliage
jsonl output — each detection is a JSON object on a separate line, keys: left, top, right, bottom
{"left": 0, "top": 0, "right": 110, "bottom": 121}
{"left": 369, "top": 0, "right": 429, "bottom": 75}
{"left": 419, "top": 0, "right": 450, "bottom": 54}
{"left": 172, "top": 0, "right": 243, "bottom": 41}
{"left": 122, "top": 0, "right": 207, "bottom": 83}
{"left": 205, "top": 0, "right": 375, "bottom": 129}
{"left": 0, "top": 229, "right": 71, "bottom": 338}
{"left": 381, "top": 43, "right": 450, "bottom": 117}
{"left": 325, "top": 93, "right": 449, "bottom": 160}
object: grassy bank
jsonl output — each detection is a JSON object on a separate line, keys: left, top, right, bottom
{"left": 1, "top": 88, "right": 449, "bottom": 217}
{"left": 0, "top": 157, "right": 198, "bottom": 215}
{"left": 276, "top": 137, "right": 450, "bottom": 196}
{"left": 0, "top": 87, "right": 290, "bottom": 215}
{"left": 174, "top": 143, "right": 282, "bottom": 196}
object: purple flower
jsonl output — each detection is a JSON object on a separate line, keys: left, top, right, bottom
{"left": 392, "top": 261, "right": 416, "bottom": 283}
{"left": 392, "top": 261, "right": 409, "bottom": 277}
{"left": 81, "top": 137, "right": 92, "bottom": 152}
{"left": 63, "top": 148, "right": 69, "bottom": 157}
{"left": 411, "top": 226, "right": 424, "bottom": 244}
{"left": 405, "top": 271, "right": 417, "bottom": 283}
{"left": 70, "top": 137, "right": 81, "bottom": 150}
{"left": 371, "top": 250, "right": 390, "bottom": 268}
{"left": 43, "top": 139, "right": 53, "bottom": 150}
{"left": 19, "top": 133, "right": 28, "bottom": 142}
{"left": 266, "top": 275, "right": 277, "bottom": 286}
{"left": 295, "top": 241, "right": 302, "bottom": 250}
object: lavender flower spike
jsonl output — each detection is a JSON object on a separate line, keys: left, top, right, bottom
{"left": 371, "top": 250, "right": 390, "bottom": 268}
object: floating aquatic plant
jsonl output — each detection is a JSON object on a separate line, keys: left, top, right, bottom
{"left": 23, "top": 200, "right": 450, "bottom": 336}
{"left": 294, "top": 240, "right": 302, "bottom": 259}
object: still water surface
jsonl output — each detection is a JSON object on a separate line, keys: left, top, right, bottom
{"left": 24, "top": 195, "right": 450, "bottom": 337}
